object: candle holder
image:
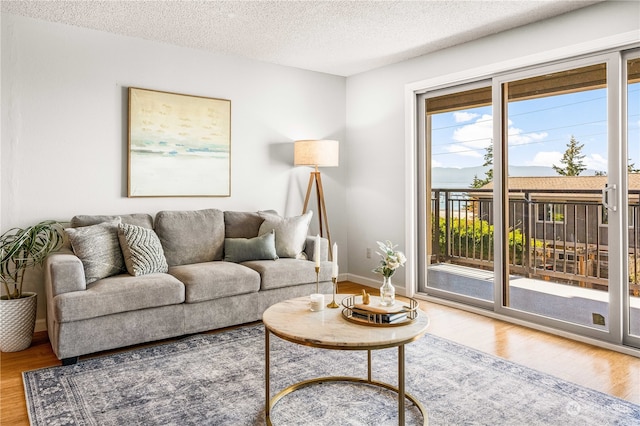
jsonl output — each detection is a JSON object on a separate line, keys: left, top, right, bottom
{"left": 327, "top": 277, "right": 339, "bottom": 308}
{"left": 309, "top": 266, "right": 324, "bottom": 311}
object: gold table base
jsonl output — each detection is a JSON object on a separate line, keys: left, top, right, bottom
{"left": 265, "top": 329, "right": 428, "bottom": 426}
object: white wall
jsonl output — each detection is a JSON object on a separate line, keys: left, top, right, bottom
{"left": 1, "top": 14, "right": 347, "bottom": 327}
{"left": 345, "top": 1, "right": 640, "bottom": 293}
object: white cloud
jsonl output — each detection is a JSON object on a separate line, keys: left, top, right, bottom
{"left": 439, "top": 113, "right": 553, "bottom": 166}
{"left": 585, "top": 153, "right": 607, "bottom": 171}
{"left": 450, "top": 114, "right": 492, "bottom": 154}
{"left": 507, "top": 119, "right": 548, "bottom": 146}
{"left": 527, "top": 151, "right": 562, "bottom": 167}
{"left": 453, "top": 112, "right": 479, "bottom": 123}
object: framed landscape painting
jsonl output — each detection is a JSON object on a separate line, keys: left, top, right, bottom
{"left": 128, "top": 87, "right": 231, "bottom": 197}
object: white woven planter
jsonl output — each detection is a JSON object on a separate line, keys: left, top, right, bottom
{"left": 0, "top": 292, "right": 37, "bottom": 352}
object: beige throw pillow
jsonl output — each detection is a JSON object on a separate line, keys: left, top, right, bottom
{"left": 65, "top": 219, "right": 126, "bottom": 284}
{"left": 258, "top": 211, "right": 312, "bottom": 258}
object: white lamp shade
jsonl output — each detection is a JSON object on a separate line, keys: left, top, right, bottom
{"left": 294, "top": 140, "right": 339, "bottom": 167}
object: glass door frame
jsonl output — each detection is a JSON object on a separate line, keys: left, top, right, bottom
{"left": 623, "top": 48, "right": 640, "bottom": 348}
{"left": 492, "top": 52, "right": 624, "bottom": 344}
{"left": 417, "top": 80, "right": 495, "bottom": 310}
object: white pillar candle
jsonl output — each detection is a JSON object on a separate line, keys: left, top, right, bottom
{"left": 332, "top": 243, "right": 338, "bottom": 277}
{"left": 315, "top": 234, "right": 321, "bottom": 267}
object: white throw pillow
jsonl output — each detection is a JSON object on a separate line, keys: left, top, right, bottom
{"left": 258, "top": 211, "right": 313, "bottom": 258}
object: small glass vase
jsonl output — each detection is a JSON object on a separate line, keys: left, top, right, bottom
{"left": 379, "top": 276, "right": 395, "bottom": 307}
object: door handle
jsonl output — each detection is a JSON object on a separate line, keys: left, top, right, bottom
{"left": 602, "top": 184, "right": 617, "bottom": 212}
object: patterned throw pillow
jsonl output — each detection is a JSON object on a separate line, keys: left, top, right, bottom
{"left": 117, "top": 223, "right": 169, "bottom": 276}
{"left": 65, "top": 219, "right": 126, "bottom": 284}
{"left": 258, "top": 211, "right": 313, "bottom": 258}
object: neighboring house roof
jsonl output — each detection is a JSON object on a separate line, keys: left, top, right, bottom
{"left": 471, "top": 175, "right": 640, "bottom": 201}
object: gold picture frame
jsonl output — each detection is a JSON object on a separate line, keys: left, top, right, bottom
{"left": 127, "top": 87, "right": 231, "bottom": 197}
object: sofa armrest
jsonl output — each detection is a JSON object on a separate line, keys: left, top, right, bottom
{"left": 44, "top": 249, "right": 87, "bottom": 298}
{"left": 304, "top": 236, "right": 329, "bottom": 262}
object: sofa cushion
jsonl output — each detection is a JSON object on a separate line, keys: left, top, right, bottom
{"left": 224, "top": 230, "right": 278, "bottom": 263}
{"left": 242, "top": 258, "right": 333, "bottom": 290}
{"left": 224, "top": 211, "right": 266, "bottom": 238}
{"left": 118, "top": 223, "right": 169, "bottom": 276}
{"left": 258, "top": 211, "right": 313, "bottom": 258}
{"left": 71, "top": 213, "right": 154, "bottom": 229}
{"left": 65, "top": 219, "right": 126, "bottom": 284}
{"left": 169, "top": 261, "right": 260, "bottom": 303}
{"left": 53, "top": 273, "right": 185, "bottom": 323}
{"left": 154, "top": 209, "right": 225, "bottom": 266}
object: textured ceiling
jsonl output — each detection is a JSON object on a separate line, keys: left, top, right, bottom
{"left": 1, "top": 1, "right": 602, "bottom": 76}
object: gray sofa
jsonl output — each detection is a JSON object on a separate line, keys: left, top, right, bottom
{"left": 44, "top": 209, "right": 333, "bottom": 364}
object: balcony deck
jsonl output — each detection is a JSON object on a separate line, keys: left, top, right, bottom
{"left": 426, "top": 262, "right": 640, "bottom": 334}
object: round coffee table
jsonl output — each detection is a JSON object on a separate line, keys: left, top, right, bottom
{"left": 263, "top": 294, "right": 430, "bottom": 425}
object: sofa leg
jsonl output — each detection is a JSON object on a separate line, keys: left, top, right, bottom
{"left": 62, "top": 356, "right": 79, "bottom": 366}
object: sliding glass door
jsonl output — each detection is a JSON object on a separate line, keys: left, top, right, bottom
{"left": 498, "top": 59, "right": 614, "bottom": 336}
{"left": 420, "top": 83, "right": 495, "bottom": 306}
{"left": 417, "top": 49, "right": 640, "bottom": 348}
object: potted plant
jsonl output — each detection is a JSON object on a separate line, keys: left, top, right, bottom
{"left": 0, "top": 220, "right": 64, "bottom": 352}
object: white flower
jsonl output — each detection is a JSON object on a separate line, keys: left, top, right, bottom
{"left": 372, "top": 240, "right": 407, "bottom": 278}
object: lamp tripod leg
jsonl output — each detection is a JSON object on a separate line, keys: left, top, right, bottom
{"left": 315, "top": 172, "right": 332, "bottom": 260}
{"left": 301, "top": 169, "right": 333, "bottom": 261}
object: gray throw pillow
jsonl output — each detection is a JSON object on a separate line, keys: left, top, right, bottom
{"left": 65, "top": 219, "right": 126, "bottom": 284}
{"left": 258, "top": 211, "right": 313, "bottom": 258}
{"left": 224, "top": 230, "right": 279, "bottom": 263}
{"left": 118, "top": 223, "right": 169, "bottom": 276}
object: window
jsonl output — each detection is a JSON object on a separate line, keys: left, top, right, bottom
{"left": 600, "top": 206, "right": 635, "bottom": 228}
{"left": 536, "top": 203, "right": 565, "bottom": 223}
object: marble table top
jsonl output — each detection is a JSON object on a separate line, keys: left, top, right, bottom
{"left": 263, "top": 294, "right": 430, "bottom": 350}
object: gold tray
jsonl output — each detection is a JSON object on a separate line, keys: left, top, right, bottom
{"left": 341, "top": 294, "right": 419, "bottom": 327}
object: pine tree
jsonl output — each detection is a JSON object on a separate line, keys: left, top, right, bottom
{"left": 469, "top": 145, "right": 493, "bottom": 188}
{"left": 482, "top": 144, "right": 493, "bottom": 182}
{"left": 552, "top": 135, "right": 586, "bottom": 176}
{"left": 470, "top": 174, "right": 487, "bottom": 188}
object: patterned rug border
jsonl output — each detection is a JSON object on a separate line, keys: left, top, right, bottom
{"left": 419, "top": 333, "right": 640, "bottom": 418}
{"left": 23, "top": 324, "right": 640, "bottom": 425}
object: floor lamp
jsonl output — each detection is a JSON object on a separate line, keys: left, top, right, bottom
{"left": 294, "top": 139, "right": 339, "bottom": 260}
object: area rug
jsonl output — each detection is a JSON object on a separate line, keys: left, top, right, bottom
{"left": 23, "top": 324, "right": 640, "bottom": 426}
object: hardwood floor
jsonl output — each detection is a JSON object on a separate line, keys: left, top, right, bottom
{"left": 2, "top": 281, "right": 638, "bottom": 424}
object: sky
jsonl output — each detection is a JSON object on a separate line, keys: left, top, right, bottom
{"left": 431, "top": 83, "right": 640, "bottom": 176}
